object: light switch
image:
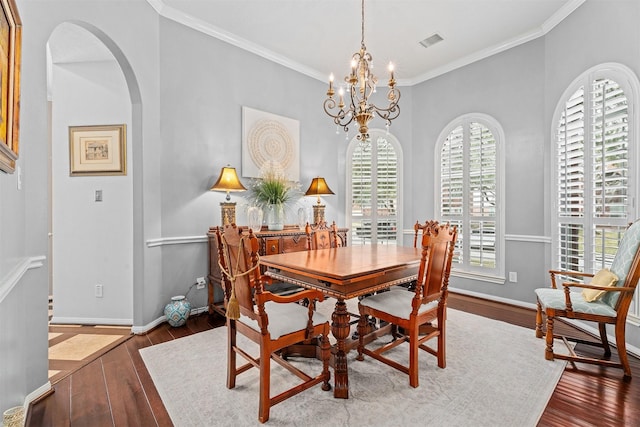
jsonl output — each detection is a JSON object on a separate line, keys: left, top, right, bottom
{"left": 95, "top": 190, "right": 103, "bottom": 202}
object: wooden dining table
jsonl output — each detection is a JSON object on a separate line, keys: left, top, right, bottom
{"left": 260, "top": 244, "right": 421, "bottom": 398}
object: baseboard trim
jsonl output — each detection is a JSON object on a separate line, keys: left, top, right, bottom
{"left": 25, "top": 381, "right": 53, "bottom": 408}
{"left": 50, "top": 317, "right": 133, "bottom": 327}
{"left": 131, "top": 305, "right": 209, "bottom": 334}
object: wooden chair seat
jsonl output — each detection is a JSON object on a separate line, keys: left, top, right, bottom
{"left": 356, "top": 221, "right": 458, "bottom": 388}
{"left": 535, "top": 219, "right": 640, "bottom": 379}
{"left": 217, "top": 224, "right": 331, "bottom": 423}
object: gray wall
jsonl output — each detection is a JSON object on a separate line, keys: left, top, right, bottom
{"left": 2, "top": 0, "right": 640, "bottom": 412}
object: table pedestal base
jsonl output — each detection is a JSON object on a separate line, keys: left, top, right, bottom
{"left": 331, "top": 298, "right": 350, "bottom": 398}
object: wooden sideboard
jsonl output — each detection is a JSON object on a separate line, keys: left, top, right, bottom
{"left": 207, "top": 225, "right": 348, "bottom": 315}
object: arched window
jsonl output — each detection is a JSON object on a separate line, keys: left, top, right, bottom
{"left": 346, "top": 129, "right": 402, "bottom": 245}
{"left": 552, "top": 64, "right": 638, "bottom": 287}
{"left": 436, "top": 114, "right": 504, "bottom": 279}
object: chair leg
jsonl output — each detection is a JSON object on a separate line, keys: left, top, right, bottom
{"left": 535, "top": 300, "right": 544, "bottom": 339}
{"left": 356, "top": 314, "right": 367, "bottom": 361}
{"left": 227, "top": 320, "right": 237, "bottom": 389}
{"left": 409, "top": 325, "right": 419, "bottom": 388}
{"left": 437, "top": 313, "right": 446, "bottom": 369}
{"left": 258, "top": 343, "right": 271, "bottom": 423}
{"left": 615, "top": 321, "right": 632, "bottom": 378}
{"left": 598, "top": 322, "right": 612, "bottom": 357}
{"left": 545, "top": 311, "right": 555, "bottom": 361}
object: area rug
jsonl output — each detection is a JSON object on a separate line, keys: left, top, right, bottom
{"left": 140, "top": 309, "right": 565, "bottom": 426}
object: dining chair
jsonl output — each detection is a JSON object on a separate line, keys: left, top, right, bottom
{"left": 535, "top": 219, "right": 640, "bottom": 378}
{"left": 217, "top": 224, "right": 331, "bottom": 423}
{"left": 305, "top": 220, "right": 340, "bottom": 249}
{"left": 356, "top": 221, "right": 458, "bottom": 387}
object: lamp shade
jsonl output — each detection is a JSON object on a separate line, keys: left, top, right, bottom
{"left": 211, "top": 166, "right": 247, "bottom": 200}
{"left": 304, "top": 177, "right": 335, "bottom": 200}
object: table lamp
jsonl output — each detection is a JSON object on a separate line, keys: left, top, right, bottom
{"left": 304, "top": 177, "right": 335, "bottom": 225}
{"left": 210, "top": 165, "right": 247, "bottom": 225}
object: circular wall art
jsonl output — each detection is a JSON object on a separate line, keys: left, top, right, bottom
{"left": 241, "top": 106, "right": 300, "bottom": 180}
{"left": 247, "top": 118, "right": 295, "bottom": 173}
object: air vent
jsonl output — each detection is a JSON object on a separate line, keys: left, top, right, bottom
{"left": 419, "top": 33, "right": 444, "bottom": 48}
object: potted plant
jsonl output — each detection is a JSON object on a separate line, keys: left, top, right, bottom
{"left": 247, "top": 162, "right": 300, "bottom": 230}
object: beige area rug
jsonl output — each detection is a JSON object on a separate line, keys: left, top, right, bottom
{"left": 140, "top": 309, "right": 566, "bottom": 427}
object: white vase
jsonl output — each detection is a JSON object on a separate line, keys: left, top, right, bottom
{"left": 267, "top": 204, "right": 285, "bottom": 231}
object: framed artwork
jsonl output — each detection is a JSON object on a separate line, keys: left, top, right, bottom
{"left": 0, "top": 0, "right": 21, "bottom": 174}
{"left": 69, "top": 124, "right": 127, "bottom": 176}
{"left": 242, "top": 106, "right": 300, "bottom": 180}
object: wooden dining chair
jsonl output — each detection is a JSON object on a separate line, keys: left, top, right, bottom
{"left": 356, "top": 222, "right": 458, "bottom": 387}
{"left": 535, "top": 219, "right": 640, "bottom": 378}
{"left": 305, "top": 220, "right": 340, "bottom": 250}
{"left": 217, "top": 224, "right": 331, "bottom": 423}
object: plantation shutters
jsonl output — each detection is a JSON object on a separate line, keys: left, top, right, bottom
{"left": 349, "top": 131, "right": 400, "bottom": 245}
{"left": 555, "top": 76, "right": 631, "bottom": 274}
{"left": 439, "top": 119, "right": 499, "bottom": 275}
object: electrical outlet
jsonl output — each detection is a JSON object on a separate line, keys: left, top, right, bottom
{"left": 508, "top": 272, "right": 518, "bottom": 283}
{"left": 196, "top": 277, "right": 206, "bottom": 289}
{"left": 95, "top": 284, "right": 103, "bottom": 298}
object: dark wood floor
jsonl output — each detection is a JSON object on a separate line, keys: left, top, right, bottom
{"left": 27, "top": 293, "right": 640, "bottom": 426}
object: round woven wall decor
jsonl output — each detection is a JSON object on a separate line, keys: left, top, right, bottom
{"left": 247, "top": 119, "right": 295, "bottom": 173}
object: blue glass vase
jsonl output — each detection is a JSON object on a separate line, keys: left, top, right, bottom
{"left": 164, "top": 295, "right": 191, "bottom": 327}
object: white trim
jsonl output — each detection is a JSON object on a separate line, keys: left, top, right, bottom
{"left": 505, "top": 234, "right": 551, "bottom": 244}
{"left": 451, "top": 271, "right": 505, "bottom": 285}
{"left": 50, "top": 316, "right": 133, "bottom": 326}
{"left": 130, "top": 305, "right": 209, "bottom": 334}
{"left": 146, "top": 235, "right": 207, "bottom": 248}
{"left": 146, "top": 0, "right": 324, "bottom": 82}
{"left": 146, "top": 0, "right": 584, "bottom": 87}
{"left": 24, "top": 382, "right": 53, "bottom": 409}
{"left": 0, "top": 255, "right": 46, "bottom": 304}
{"left": 404, "top": 229, "right": 551, "bottom": 245}
{"left": 450, "top": 287, "right": 536, "bottom": 310}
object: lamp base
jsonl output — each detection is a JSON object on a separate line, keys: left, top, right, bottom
{"left": 312, "top": 204, "right": 326, "bottom": 225}
{"left": 220, "top": 202, "right": 236, "bottom": 225}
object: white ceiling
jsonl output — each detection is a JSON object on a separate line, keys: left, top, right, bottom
{"left": 50, "top": 0, "right": 586, "bottom": 86}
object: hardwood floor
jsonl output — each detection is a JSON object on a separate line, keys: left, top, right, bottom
{"left": 26, "top": 293, "right": 640, "bottom": 426}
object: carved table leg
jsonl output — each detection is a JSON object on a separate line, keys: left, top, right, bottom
{"left": 331, "top": 298, "right": 350, "bottom": 399}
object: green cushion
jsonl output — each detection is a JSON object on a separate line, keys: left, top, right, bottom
{"left": 581, "top": 268, "right": 618, "bottom": 302}
{"left": 535, "top": 288, "right": 617, "bottom": 317}
{"left": 605, "top": 220, "right": 640, "bottom": 308}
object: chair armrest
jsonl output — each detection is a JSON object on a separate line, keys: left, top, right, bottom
{"left": 549, "top": 270, "right": 594, "bottom": 289}
{"left": 562, "top": 282, "right": 635, "bottom": 293}
{"left": 257, "top": 289, "right": 325, "bottom": 305}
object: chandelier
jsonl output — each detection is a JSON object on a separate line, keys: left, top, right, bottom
{"left": 323, "top": 0, "right": 400, "bottom": 141}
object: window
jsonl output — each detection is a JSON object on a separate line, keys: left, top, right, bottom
{"left": 436, "top": 114, "right": 504, "bottom": 278}
{"left": 553, "top": 64, "right": 638, "bottom": 317}
{"left": 347, "top": 129, "right": 402, "bottom": 245}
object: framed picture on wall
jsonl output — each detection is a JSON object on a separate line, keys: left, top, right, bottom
{"left": 69, "top": 124, "right": 127, "bottom": 176}
{"left": 0, "top": 0, "right": 22, "bottom": 174}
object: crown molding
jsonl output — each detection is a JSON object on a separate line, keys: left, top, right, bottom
{"left": 145, "top": 0, "right": 325, "bottom": 82}
{"left": 148, "top": 0, "right": 585, "bottom": 87}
